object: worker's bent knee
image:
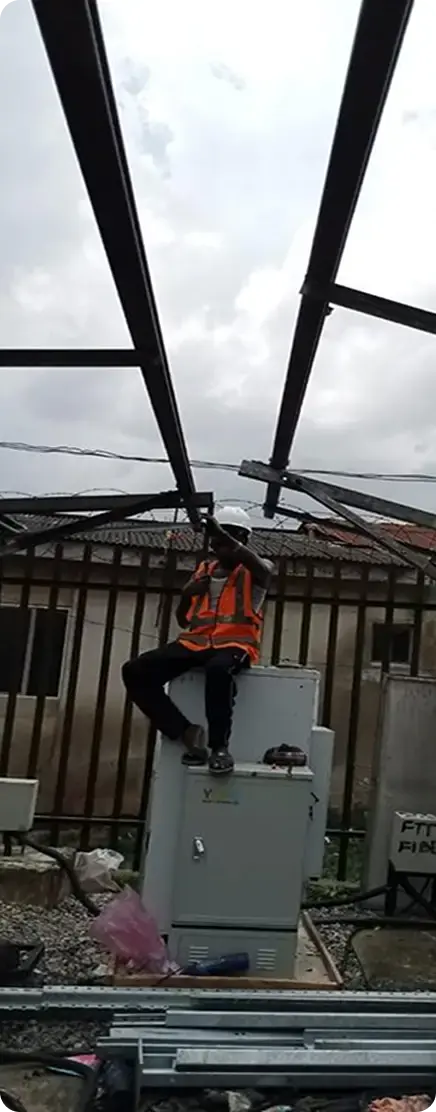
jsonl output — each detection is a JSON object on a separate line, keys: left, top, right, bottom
{"left": 121, "top": 659, "right": 133, "bottom": 688}
{"left": 122, "top": 655, "right": 155, "bottom": 691}
{"left": 121, "top": 658, "right": 144, "bottom": 689}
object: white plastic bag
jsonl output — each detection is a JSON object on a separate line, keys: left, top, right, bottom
{"left": 74, "top": 848, "right": 124, "bottom": 893}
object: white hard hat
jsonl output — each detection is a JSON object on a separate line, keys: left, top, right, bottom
{"left": 215, "top": 505, "right": 252, "bottom": 535}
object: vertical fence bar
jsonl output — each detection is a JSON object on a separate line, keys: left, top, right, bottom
{"left": 298, "top": 558, "right": 314, "bottom": 665}
{"left": 270, "top": 557, "right": 287, "bottom": 665}
{"left": 51, "top": 545, "right": 93, "bottom": 843}
{"left": 322, "top": 563, "right": 341, "bottom": 727}
{"left": 27, "top": 544, "right": 64, "bottom": 778}
{"left": 110, "top": 552, "right": 149, "bottom": 849}
{"left": 381, "top": 567, "right": 396, "bottom": 674}
{"left": 0, "top": 548, "right": 35, "bottom": 776}
{"left": 133, "top": 548, "right": 177, "bottom": 870}
{"left": 410, "top": 571, "right": 425, "bottom": 676}
{"left": 337, "top": 566, "right": 369, "bottom": 880}
{"left": 80, "top": 547, "right": 123, "bottom": 849}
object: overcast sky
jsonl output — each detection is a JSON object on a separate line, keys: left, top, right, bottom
{"left": 0, "top": 0, "right": 436, "bottom": 525}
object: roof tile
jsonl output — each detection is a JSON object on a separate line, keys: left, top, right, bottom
{"left": 0, "top": 514, "right": 405, "bottom": 565}
{"left": 301, "top": 519, "right": 436, "bottom": 555}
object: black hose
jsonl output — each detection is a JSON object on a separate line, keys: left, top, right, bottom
{"left": 310, "top": 876, "right": 436, "bottom": 927}
{"left": 312, "top": 914, "right": 436, "bottom": 929}
{"left": 302, "top": 883, "right": 388, "bottom": 910}
{"left": 16, "top": 835, "right": 100, "bottom": 917}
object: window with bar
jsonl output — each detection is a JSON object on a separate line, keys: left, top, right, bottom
{"left": 0, "top": 607, "right": 68, "bottom": 697}
{"left": 371, "top": 622, "right": 412, "bottom": 667}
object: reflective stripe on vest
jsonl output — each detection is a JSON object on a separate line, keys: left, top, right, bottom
{"left": 178, "top": 563, "right": 262, "bottom": 661}
{"left": 188, "top": 565, "right": 257, "bottom": 628}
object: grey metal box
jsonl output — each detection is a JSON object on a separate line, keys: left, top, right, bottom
{"left": 169, "top": 926, "right": 297, "bottom": 976}
{"left": 364, "top": 676, "right": 436, "bottom": 905}
{"left": 171, "top": 763, "right": 312, "bottom": 930}
{"left": 167, "top": 665, "right": 319, "bottom": 760}
{"left": 141, "top": 666, "right": 331, "bottom": 931}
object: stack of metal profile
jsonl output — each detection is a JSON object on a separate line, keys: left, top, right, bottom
{"left": 96, "top": 989, "right": 436, "bottom": 1097}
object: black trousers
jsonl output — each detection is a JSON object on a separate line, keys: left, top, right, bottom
{"left": 122, "top": 642, "right": 250, "bottom": 750}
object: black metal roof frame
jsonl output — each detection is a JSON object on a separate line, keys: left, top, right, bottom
{"left": 263, "top": 0, "right": 421, "bottom": 518}
{"left": 0, "top": 489, "right": 214, "bottom": 560}
{"left": 26, "top": 0, "right": 199, "bottom": 525}
{"left": 2, "top": 0, "right": 435, "bottom": 569}
{"left": 240, "top": 459, "right": 436, "bottom": 581}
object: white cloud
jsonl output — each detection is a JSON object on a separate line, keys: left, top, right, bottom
{"left": 1, "top": 0, "right": 436, "bottom": 522}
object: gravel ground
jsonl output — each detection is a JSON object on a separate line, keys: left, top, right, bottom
{"left": 0, "top": 1017, "right": 108, "bottom": 1052}
{"left": 0, "top": 895, "right": 372, "bottom": 990}
{"left": 0, "top": 894, "right": 111, "bottom": 1051}
{"left": 0, "top": 896, "right": 418, "bottom": 1052}
{"left": 314, "top": 906, "right": 376, "bottom": 989}
{"left": 0, "top": 895, "right": 110, "bottom": 985}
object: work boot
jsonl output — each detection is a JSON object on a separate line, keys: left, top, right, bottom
{"left": 181, "top": 724, "right": 207, "bottom": 767}
{"left": 208, "top": 747, "right": 234, "bottom": 776}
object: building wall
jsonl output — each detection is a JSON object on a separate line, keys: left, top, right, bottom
{"left": 0, "top": 550, "right": 433, "bottom": 821}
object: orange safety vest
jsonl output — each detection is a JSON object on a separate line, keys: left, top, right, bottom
{"left": 178, "top": 560, "right": 262, "bottom": 664}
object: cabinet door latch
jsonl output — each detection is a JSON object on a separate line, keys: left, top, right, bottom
{"left": 192, "top": 836, "right": 205, "bottom": 861}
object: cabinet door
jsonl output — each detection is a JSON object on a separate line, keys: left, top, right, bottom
{"left": 171, "top": 772, "right": 309, "bottom": 929}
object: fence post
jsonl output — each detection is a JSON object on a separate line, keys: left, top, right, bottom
{"left": 80, "top": 548, "right": 123, "bottom": 850}
{"left": 133, "top": 548, "right": 177, "bottom": 869}
{"left": 0, "top": 548, "right": 35, "bottom": 777}
{"left": 381, "top": 567, "right": 397, "bottom": 674}
{"left": 27, "top": 544, "right": 64, "bottom": 779}
{"left": 410, "top": 570, "right": 425, "bottom": 676}
{"left": 51, "top": 544, "right": 93, "bottom": 844}
{"left": 298, "top": 559, "right": 314, "bottom": 665}
{"left": 110, "top": 552, "right": 150, "bottom": 850}
{"left": 270, "top": 557, "right": 287, "bottom": 665}
{"left": 322, "top": 562, "right": 341, "bottom": 727}
{"left": 337, "top": 566, "right": 369, "bottom": 880}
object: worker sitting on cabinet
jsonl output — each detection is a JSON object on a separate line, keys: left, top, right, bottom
{"left": 122, "top": 506, "right": 273, "bottom": 776}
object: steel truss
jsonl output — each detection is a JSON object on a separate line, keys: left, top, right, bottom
{"left": 263, "top": 0, "right": 424, "bottom": 518}
{"left": 23, "top": 0, "right": 199, "bottom": 523}
{"left": 2, "top": 0, "right": 432, "bottom": 561}
{"left": 0, "top": 490, "right": 213, "bottom": 559}
{"left": 241, "top": 460, "right": 436, "bottom": 578}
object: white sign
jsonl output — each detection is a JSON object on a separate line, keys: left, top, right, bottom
{"left": 0, "top": 1, "right": 16, "bottom": 16}
{"left": 389, "top": 811, "right": 436, "bottom": 875}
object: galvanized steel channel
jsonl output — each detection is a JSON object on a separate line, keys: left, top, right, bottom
{"left": 66, "top": 988, "right": 436, "bottom": 1092}
{"left": 1, "top": 985, "right": 436, "bottom": 1014}
{"left": 0, "top": 986, "right": 435, "bottom": 1091}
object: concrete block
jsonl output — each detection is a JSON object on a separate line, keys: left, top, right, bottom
{"left": 0, "top": 848, "right": 71, "bottom": 909}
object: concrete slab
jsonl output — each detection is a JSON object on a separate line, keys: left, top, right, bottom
{"left": 0, "top": 1065, "right": 84, "bottom": 1112}
{"left": 352, "top": 927, "right": 436, "bottom": 989}
{"left": 0, "top": 850, "right": 71, "bottom": 909}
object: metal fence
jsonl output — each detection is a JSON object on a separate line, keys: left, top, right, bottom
{"left": 0, "top": 546, "right": 430, "bottom": 877}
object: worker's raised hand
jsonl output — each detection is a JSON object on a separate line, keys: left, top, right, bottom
{"left": 182, "top": 575, "right": 210, "bottom": 600}
{"left": 201, "top": 514, "right": 223, "bottom": 537}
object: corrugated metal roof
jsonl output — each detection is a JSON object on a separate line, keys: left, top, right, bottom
{"left": 0, "top": 514, "right": 405, "bottom": 565}
{"left": 301, "top": 519, "right": 436, "bottom": 555}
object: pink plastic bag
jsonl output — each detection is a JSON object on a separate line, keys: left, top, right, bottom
{"left": 90, "top": 886, "right": 172, "bottom": 973}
